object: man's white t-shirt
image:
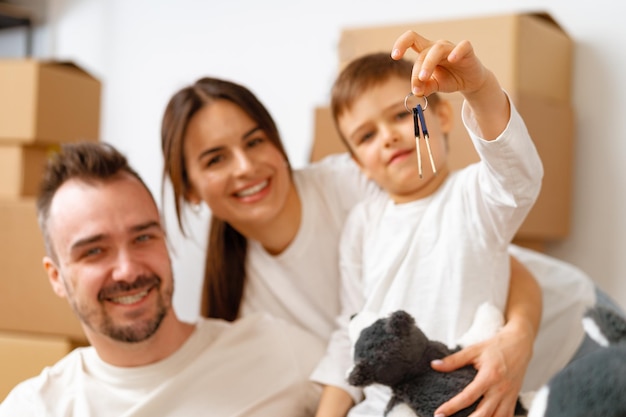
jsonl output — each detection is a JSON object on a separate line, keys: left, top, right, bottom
{"left": 0, "top": 314, "right": 324, "bottom": 417}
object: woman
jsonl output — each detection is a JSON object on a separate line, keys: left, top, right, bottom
{"left": 160, "top": 76, "right": 546, "bottom": 416}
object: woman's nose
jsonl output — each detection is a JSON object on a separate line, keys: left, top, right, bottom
{"left": 232, "top": 150, "right": 254, "bottom": 175}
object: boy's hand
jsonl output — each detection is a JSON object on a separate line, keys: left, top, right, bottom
{"left": 430, "top": 323, "right": 533, "bottom": 417}
{"left": 391, "top": 30, "right": 489, "bottom": 98}
{"left": 391, "top": 30, "right": 509, "bottom": 140}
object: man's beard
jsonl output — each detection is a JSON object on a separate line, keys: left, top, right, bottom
{"left": 70, "top": 274, "right": 173, "bottom": 343}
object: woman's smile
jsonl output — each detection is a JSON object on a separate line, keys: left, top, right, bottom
{"left": 234, "top": 179, "right": 270, "bottom": 200}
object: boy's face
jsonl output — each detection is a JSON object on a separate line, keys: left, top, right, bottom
{"left": 338, "top": 76, "right": 452, "bottom": 203}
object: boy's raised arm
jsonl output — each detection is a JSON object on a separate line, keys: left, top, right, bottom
{"left": 391, "top": 30, "right": 510, "bottom": 140}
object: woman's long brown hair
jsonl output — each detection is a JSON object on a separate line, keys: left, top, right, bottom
{"left": 160, "top": 77, "right": 290, "bottom": 320}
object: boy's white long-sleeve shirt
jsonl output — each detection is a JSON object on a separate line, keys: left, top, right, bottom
{"left": 311, "top": 99, "right": 545, "bottom": 407}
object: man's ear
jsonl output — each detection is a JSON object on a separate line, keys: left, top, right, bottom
{"left": 43, "top": 256, "right": 67, "bottom": 299}
{"left": 435, "top": 99, "right": 454, "bottom": 135}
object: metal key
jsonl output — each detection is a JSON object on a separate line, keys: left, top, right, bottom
{"left": 416, "top": 103, "right": 437, "bottom": 176}
{"left": 412, "top": 106, "right": 423, "bottom": 178}
{"left": 406, "top": 93, "right": 437, "bottom": 178}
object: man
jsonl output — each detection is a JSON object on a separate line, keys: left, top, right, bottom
{"left": 0, "top": 142, "right": 323, "bottom": 416}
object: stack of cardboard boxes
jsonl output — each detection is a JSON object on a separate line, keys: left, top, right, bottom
{"left": 311, "top": 12, "right": 574, "bottom": 250}
{"left": 0, "top": 60, "right": 101, "bottom": 400}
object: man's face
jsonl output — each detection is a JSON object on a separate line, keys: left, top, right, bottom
{"left": 44, "top": 173, "right": 174, "bottom": 343}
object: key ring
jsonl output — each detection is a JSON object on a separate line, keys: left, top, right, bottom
{"left": 406, "top": 92, "right": 436, "bottom": 178}
{"left": 404, "top": 93, "right": 428, "bottom": 113}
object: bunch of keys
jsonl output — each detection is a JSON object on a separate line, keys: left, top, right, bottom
{"left": 404, "top": 93, "right": 437, "bottom": 178}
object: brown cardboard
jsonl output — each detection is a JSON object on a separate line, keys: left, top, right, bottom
{"left": 310, "top": 107, "right": 347, "bottom": 162}
{"left": 0, "top": 144, "right": 56, "bottom": 198}
{"left": 442, "top": 94, "right": 574, "bottom": 240}
{"left": 514, "top": 95, "right": 574, "bottom": 239}
{"left": 0, "top": 60, "right": 101, "bottom": 144}
{"left": 0, "top": 331, "right": 86, "bottom": 402}
{"left": 337, "top": 12, "right": 572, "bottom": 103}
{"left": 0, "top": 198, "right": 86, "bottom": 341}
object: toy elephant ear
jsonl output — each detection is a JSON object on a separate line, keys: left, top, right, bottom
{"left": 583, "top": 305, "right": 626, "bottom": 346}
{"left": 385, "top": 310, "right": 416, "bottom": 335}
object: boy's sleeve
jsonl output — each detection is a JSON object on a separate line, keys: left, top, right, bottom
{"left": 310, "top": 203, "right": 367, "bottom": 403}
{"left": 461, "top": 91, "right": 544, "bottom": 245}
{"left": 313, "top": 153, "right": 381, "bottom": 213}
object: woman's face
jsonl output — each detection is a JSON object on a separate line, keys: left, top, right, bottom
{"left": 183, "top": 99, "right": 292, "bottom": 231}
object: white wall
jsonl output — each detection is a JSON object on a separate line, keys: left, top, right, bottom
{"left": 37, "top": 0, "right": 625, "bottom": 320}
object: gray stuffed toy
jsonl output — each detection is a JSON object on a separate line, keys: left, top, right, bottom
{"left": 528, "top": 305, "right": 626, "bottom": 417}
{"left": 347, "top": 309, "right": 527, "bottom": 417}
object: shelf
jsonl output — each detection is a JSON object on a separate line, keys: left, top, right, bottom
{"left": 0, "top": 3, "right": 31, "bottom": 28}
{"left": 0, "top": 3, "right": 33, "bottom": 56}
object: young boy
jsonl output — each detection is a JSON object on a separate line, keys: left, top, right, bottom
{"left": 311, "top": 31, "right": 544, "bottom": 416}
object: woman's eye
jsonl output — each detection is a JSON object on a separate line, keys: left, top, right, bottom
{"left": 247, "top": 137, "right": 264, "bottom": 148}
{"left": 205, "top": 154, "right": 224, "bottom": 168}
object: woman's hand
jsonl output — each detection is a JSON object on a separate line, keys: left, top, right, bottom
{"left": 431, "top": 320, "right": 534, "bottom": 417}
{"left": 432, "top": 255, "right": 540, "bottom": 417}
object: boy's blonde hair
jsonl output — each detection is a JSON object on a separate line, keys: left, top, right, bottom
{"left": 331, "top": 52, "right": 440, "bottom": 147}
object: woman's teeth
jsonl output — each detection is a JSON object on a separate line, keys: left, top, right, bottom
{"left": 236, "top": 180, "right": 268, "bottom": 197}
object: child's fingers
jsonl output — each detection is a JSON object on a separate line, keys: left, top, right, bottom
{"left": 419, "top": 39, "right": 455, "bottom": 78}
{"left": 447, "top": 39, "right": 475, "bottom": 64}
{"left": 411, "top": 39, "right": 452, "bottom": 95}
{"left": 390, "top": 30, "right": 432, "bottom": 60}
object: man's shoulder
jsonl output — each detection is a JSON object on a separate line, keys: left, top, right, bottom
{"left": 0, "top": 347, "right": 89, "bottom": 414}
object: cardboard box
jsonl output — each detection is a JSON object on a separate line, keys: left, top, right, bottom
{"left": 0, "top": 144, "right": 56, "bottom": 198}
{"left": 310, "top": 107, "right": 344, "bottom": 162}
{"left": 311, "top": 12, "right": 574, "bottom": 241}
{"left": 0, "top": 331, "right": 86, "bottom": 402}
{"left": 0, "top": 60, "right": 101, "bottom": 144}
{"left": 337, "top": 12, "right": 572, "bottom": 103}
{"left": 443, "top": 94, "right": 574, "bottom": 240}
{"left": 0, "top": 198, "right": 86, "bottom": 341}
